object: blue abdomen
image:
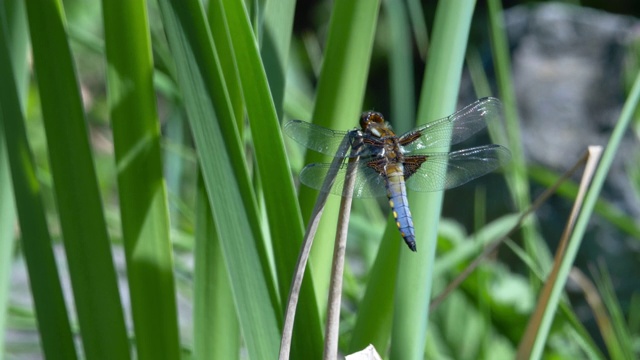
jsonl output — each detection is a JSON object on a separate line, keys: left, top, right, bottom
{"left": 386, "top": 168, "right": 416, "bottom": 252}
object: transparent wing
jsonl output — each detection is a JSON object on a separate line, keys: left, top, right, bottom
{"left": 405, "top": 144, "right": 511, "bottom": 192}
{"left": 400, "top": 97, "right": 502, "bottom": 153}
{"left": 296, "top": 161, "right": 388, "bottom": 198}
{"left": 294, "top": 144, "right": 511, "bottom": 196}
{"left": 283, "top": 120, "right": 361, "bottom": 158}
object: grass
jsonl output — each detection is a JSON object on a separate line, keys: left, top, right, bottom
{"left": 1, "top": 0, "right": 639, "bottom": 359}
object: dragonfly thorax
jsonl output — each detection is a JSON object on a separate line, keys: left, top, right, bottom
{"left": 358, "top": 111, "right": 404, "bottom": 162}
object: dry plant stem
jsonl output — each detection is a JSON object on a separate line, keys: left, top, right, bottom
{"left": 279, "top": 136, "right": 352, "bottom": 360}
{"left": 516, "top": 146, "right": 602, "bottom": 359}
{"left": 430, "top": 147, "right": 594, "bottom": 312}
{"left": 323, "top": 156, "right": 358, "bottom": 360}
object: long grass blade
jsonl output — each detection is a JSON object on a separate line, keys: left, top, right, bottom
{"left": 487, "top": 0, "right": 549, "bottom": 271}
{"left": 25, "top": 0, "right": 130, "bottom": 357}
{"left": 391, "top": 1, "right": 476, "bottom": 358}
{"left": 0, "top": 110, "right": 14, "bottom": 360}
{"left": 102, "top": 0, "right": 180, "bottom": 358}
{"left": 206, "top": 0, "right": 244, "bottom": 127}
{"left": 591, "top": 264, "right": 635, "bottom": 359}
{"left": 220, "top": 0, "right": 325, "bottom": 356}
{"left": 383, "top": 0, "right": 415, "bottom": 133}
{"left": 347, "top": 223, "right": 401, "bottom": 353}
{"left": 261, "top": 0, "right": 296, "bottom": 118}
{"left": 0, "top": 1, "right": 27, "bottom": 355}
{"left": 300, "top": 0, "right": 381, "bottom": 317}
{"left": 194, "top": 174, "right": 240, "bottom": 359}
{"left": 345, "top": 4, "right": 415, "bottom": 349}
{"left": 2, "top": 0, "right": 28, "bottom": 98}
{"left": 405, "top": 0, "right": 429, "bottom": 60}
{"left": 0, "top": 17, "right": 77, "bottom": 359}
{"left": 157, "top": 0, "right": 281, "bottom": 357}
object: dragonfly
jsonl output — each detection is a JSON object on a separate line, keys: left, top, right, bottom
{"left": 284, "top": 97, "right": 511, "bottom": 252}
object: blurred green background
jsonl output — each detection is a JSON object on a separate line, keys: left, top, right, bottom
{"left": 1, "top": 0, "right": 640, "bottom": 359}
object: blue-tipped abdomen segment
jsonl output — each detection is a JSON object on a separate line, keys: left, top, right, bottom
{"left": 386, "top": 169, "right": 417, "bottom": 252}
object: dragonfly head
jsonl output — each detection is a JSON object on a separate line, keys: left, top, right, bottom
{"left": 360, "top": 111, "right": 387, "bottom": 138}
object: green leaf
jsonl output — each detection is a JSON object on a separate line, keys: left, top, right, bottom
{"left": 0, "top": 110, "right": 14, "bottom": 360}
{"left": 391, "top": 1, "right": 476, "bottom": 359}
{"left": 348, "top": 2, "right": 414, "bottom": 351}
{"left": 348, "top": 224, "right": 400, "bottom": 353}
{"left": 156, "top": 0, "right": 281, "bottom": 357}
{"left": 219, "top": 0, "right": 324, "bottom": 356}
{"left": 102, "top": 0, "right": 180, "bottom": 358}
{"left": 0, "top": 12, "right": 77, "bottom": 359}
{"left": 0, "top": 1, "right": 28, "bottom": 356}
{"left": 487, "top": 0, "right": 550, "bottom": 273}
{"left": 261, "top": 0, "right": 296, "bottom": 118}
{"left": 24, "top": 0, "right": 130, "bottom": 357}
{"left": 300, "top": 0, "right": 381, "bottom": 317}
{"left": 193, "top": 175, "right": 240, "bottom": 359}
{"left": 206, "top": 0, "right": 244, "bottom": 129}
{"left": 383, "top": 0, "right": 415, "bottom": 133}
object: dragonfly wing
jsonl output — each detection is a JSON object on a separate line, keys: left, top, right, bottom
{"left": 297, "top": 161, "right": 388, "bottom": 198}
{"left": 284, "top": 120, "right": 359, "bottom": 158}
{"left": 400, "top": 97, "right": 502, "bottom": 152}
{"left": 405, "top": 144, "right": 511, "bottom": 192}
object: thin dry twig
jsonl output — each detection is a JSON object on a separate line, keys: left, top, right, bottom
{"left": 323, "top": 155, "right": 359, "bottom": 360}
{"left": 279, "top": 135, "right": 352, "bottom": 360}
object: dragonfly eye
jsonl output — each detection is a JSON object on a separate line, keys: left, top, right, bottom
{"left": 360, "top": 111, "right": 385, "bottom": 129}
